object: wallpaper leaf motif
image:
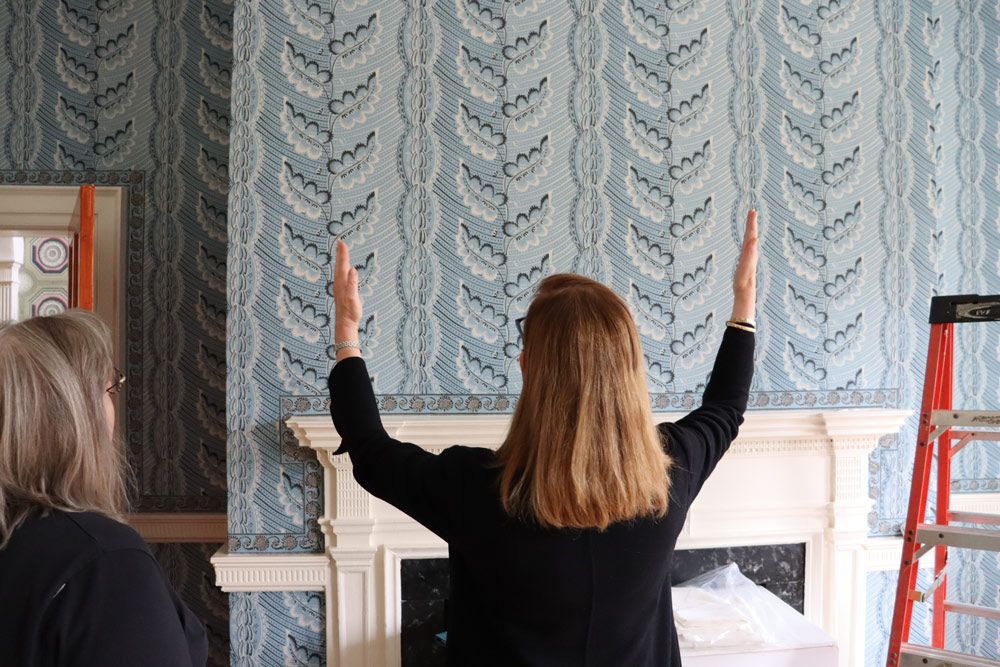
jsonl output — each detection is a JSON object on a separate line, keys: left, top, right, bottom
{"left": 284, "top": 634, "right": 323, "bottom": 667}
{"left": 666, "top": 27, "right": 711, "bottom": 81}
{"left": 201, "top": 1, "right": 233, "bottom": 49}
{"left": 329, "top": 74, "right": 379, "bottom": 130}
{"left": 449, "top": 0, "right": 555, "bottom": 387}
{"left": 96, "top": 72, "right": 137, "bottom": 119}
{"left": 280, "top": 224, "right": 330, "bottom": 282}
{"left": 95, "top": 0, "right": 135, "bottom": 22}
{"left": 197, "top": 344, "right": 227, "bottom": 392}
{"left": 281, "top": 101, "right": 331, "bottom": 159}
{"left": 277, "top": 470, "right": 306, "bottom": 526}
{"left": 284, "top": 592, "right": 325, "bottom": 633}
{"left": 199, "top": 196, "right": 227, "bottom": 243}
{"left": 626, "top": 223, "right": 672, "bottom": 281}
{"left": 278, "top": 283, "right": 329, "bottom": 344}
{"left": 668, "top": 83, "right": 711, "bottom": 137}
{"left": 56, "top": 46, "right": 96, "bottom": 94}
{"left": 328, "top": 192, "right": 378, "bottom": 245}
{"left": 279, "top": 346, "right": 324, "bottom": 395}
{"left": 199, "top": 51, "right": 231, "bottom": 98}
{"left": 775, "top": 0, "right": 870, "bottom": 390}
{"left": 57, "top": 0, "right": 97, "bottom": 46}
{"left": 784, "top": 284, "right": 828, "bottom": 338}
{"left": 670, "top": 312, "right": 716, "bottom": 370}
{"left": 282, "top": 41, "right": 331, "bottom": 97}
{"left": 281, "top": 161, "right": 330, "bottom": 219}
{"left": 197, "top": 243, "right": 227, "bottom": 292}
{"left": 198, "top": 99, "right": 231, "bottom": 144}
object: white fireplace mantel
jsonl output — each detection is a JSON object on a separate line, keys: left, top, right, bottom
{"left": 213, "top": 409, "right": 911, "bottom": 667}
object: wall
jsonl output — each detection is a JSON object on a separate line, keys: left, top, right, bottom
{"left": 0, "top": 0, "right": 231, "bottom": 662}
{"left": 227, "top": 0, "right": 1000, "bottom": 664}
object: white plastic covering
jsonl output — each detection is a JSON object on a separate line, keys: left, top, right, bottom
{"left": 672, "top": 563, "right": 835, "bottom": 650}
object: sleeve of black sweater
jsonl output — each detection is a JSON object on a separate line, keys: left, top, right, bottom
{"left": 328, "top": 358, "right": 459, "bottom": 541}
{"left": 660, "top": 327, "right": 754, "bottom": 506}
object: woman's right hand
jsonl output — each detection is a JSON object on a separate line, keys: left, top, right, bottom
{"left": 731, "top": 210, "right": 758, "bottom": 322}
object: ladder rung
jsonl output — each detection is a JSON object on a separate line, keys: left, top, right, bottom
{"left": 931, "top": 410, "right": 1000, "bottom": 428}
{"left": 898, "top": 643, "right": 1000, "bottom": 666}
{"left": 945, "top": 600, "right": 1000, "bottom": 621}
{"left": 948, "top": 511, "right": 1000, "bottom": 527}
{"left": 916, "top": 523, "right": 1000, "bottom": 552}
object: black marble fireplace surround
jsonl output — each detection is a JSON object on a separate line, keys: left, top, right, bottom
{"left": 400, "top": 543, "right": 807, "bottom": 666}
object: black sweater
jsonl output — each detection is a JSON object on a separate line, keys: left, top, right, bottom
{"left": 329, "top": 327, "right": 754, "bottom": 666}
{"left": 0, "top": 510, "right": 208, "bottom": 667}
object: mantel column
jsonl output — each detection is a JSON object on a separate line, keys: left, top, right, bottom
{"left": 0, "top": 237, "right": 24, "bottom": 321}
{"left": 823, "top": 410, "right": 910, "bottom": 667}
{"left": 288, "top": 420, "right": 379, "bottom": 667}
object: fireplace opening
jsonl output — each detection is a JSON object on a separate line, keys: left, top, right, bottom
{"left": 399, "top": 543, "right": 806, "bottom": 667}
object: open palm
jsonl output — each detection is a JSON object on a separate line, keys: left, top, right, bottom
{"left": 333, "top": 240, "right": 362, "bottom": 329}
{"left": 731, "top": 210, "right": 758, "bottom": 321}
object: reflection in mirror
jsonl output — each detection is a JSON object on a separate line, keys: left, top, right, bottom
{"left": 0, "top": 185, "right": 125, "bottom": 439}
{"left": 0, "top": 236, "right": 71, "bottom": 321}
{"left": 0, "top": 185, "right": 124, "bottom": 361}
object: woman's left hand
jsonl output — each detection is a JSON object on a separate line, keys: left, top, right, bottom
{"left": 333, "top": 240, "right": 363, "bottom": 359}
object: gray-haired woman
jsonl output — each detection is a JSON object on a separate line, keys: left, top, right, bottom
{"left": 0, "top": 311, "right": 207, "bottom": 667}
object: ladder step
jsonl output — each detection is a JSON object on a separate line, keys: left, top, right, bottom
{"left": 944, "top": 600, "right": 1000, "bottom": 622}
{"left": 930, "top": 294, "right": 1000, "bottom": 324}
{"left": 898, "top": 643, "right": 1000, "bottom": 666}
{"left": 931, "top": 411, "right": 1000, "bottom": 428}
{"left": 948, "top": 511, "right": 1000, "bottom": 527}
{"left": 916, "top": 523, "right": 1000, "bottom": 552}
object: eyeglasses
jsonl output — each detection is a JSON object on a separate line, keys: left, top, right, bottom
{"left": 515, "top": 317, "right": 526, "bottom": 339}
{"left": 107, "top": 368, "right": 126, "bottom": 395}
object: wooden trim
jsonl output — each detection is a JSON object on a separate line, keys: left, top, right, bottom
{"left": 129, "top": 512, "right": 227, "bottom": 543}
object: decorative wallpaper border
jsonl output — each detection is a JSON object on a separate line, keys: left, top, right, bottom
{"left": 281, "top": 387, "right": 899, "bottom": 416}
{"left": 0, "top": 170, "right": 156, "bottom": 509}
{"left": 224, "top": 386, "right": 899, "bottom": 553}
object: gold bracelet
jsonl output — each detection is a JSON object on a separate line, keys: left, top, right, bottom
{"left": 728, "top": 317, "right": 756, "bottom": 327}
{"left": 725, "top": 321, "right": 756, "bottom": 333}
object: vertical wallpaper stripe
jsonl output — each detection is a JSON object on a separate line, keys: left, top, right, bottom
{"left": 227, "top": 0, "right": 263, "bottom": 543}
{"left": 150, "top": 0, "right": 188, "bottom": 494}
{"left": 727, "top": 0, "right": 767, "bottom": 390}
{"left": 5, "top": 0, "right": 41, "bottom": 168}
{"left": 569, "top": 0, "right": 610, "bottom": 281}
{"left": 398, "top": 0, "right": 442, "bottom": 394}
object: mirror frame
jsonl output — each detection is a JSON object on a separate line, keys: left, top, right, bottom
{"left": 0, "top": 170, "right": 145, "bottom": 503}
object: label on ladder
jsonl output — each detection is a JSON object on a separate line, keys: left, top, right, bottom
{"left": 931, "top": 410, "right": 1000, "bottom": 427}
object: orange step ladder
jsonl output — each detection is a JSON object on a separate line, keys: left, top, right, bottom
{"left": 887, "top": 294, "right": 1000, "bottom": 667}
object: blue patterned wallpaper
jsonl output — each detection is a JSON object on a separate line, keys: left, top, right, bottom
{"left": 229, "top": 0, "right": 928, "bottom": 546}
{"left": 227, "top": 0, "right": 1000, "bottom": 663}
{"left": 0, "top": 0, "right": 230, "bottom": 510}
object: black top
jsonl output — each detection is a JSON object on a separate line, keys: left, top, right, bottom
{"left": 0, "top": 509, "right": 208, "bottom": 667}
{"left": 329, "top": 327, "right": 754, "bottom": 666}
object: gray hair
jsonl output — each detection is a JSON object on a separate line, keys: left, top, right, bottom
{"left": 0, "top": 310, "right": 128, "bottom": 547}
